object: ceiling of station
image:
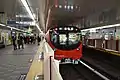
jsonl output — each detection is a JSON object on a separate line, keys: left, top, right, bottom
{"left": 0, "top": 0, "right": 119, "bottom": 32}
{"left": 0, "top": 0, "right": 17, "bottom": 19}
{"left": 0, "top": 0, "right": 46, "bottom": 32}
{"left": 0, "top": 0, "right": 44, "bottom": 21}
{"left": 48, "top": 0, "right": 119, "bottom": 28}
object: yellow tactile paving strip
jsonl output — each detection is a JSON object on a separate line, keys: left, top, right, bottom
{"left": 96, "top": 48, "right": 120, "bottom": 57}
{"left": 88, "top": 46, "right": 120, "bottom": 57}
{"left": 26, "top": 42, "right": 44, "bottom": 80}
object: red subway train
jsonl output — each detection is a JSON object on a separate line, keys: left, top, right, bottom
{"left": 46, "top": 26, "right": 82, "bottom": 62}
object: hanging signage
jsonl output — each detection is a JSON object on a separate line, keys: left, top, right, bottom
{"left": 0, "top": 12, "right": 6, "bottom": 24}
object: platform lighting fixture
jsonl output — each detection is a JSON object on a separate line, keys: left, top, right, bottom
{"left": 12, "top": 32, "right": 15, "bottom": 34}
{"left": 6, "top": 26, "right": 12, "bottom": 29}
{"left": 12, "top": 26, "right": 25, "bottom": 32}
{"left": 16, "top": 21, "right": 36, "bottom": 26}
{"left": 81, "top": 23, "right": 120, "bottom": 32}
{"left": 16, "top": 15, "right": 29, "bottom": 18}
{"left": 0, "top": 23, "right": 25, "bottom": 32}
{"left": 0, "top": 23, "right": 5, "bottom": 26}
{"left": 20, "top": 0, "right": 42, "bottom": 32}
{"left": 109, "top": 33, "right": 113, "bottom": 35}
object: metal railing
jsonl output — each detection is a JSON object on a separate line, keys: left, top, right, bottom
{"left": 43, "top": 40, "right": 63, "bottom": 80}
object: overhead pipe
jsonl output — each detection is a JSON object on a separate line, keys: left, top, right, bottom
{"left": 45, "top": 4, "right": 55, "bottom": 32}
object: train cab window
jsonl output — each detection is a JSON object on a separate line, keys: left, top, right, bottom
{"left": 50, "top": 26, "right": 81, "bottom": 50}
{"left": 59, "top": 34, "right": 67, "bottom": 45}
{"left": 68, "top": 33, "right": 81, "bottom": 45}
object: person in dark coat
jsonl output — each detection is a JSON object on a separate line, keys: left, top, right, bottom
{"left": 24, "top": 36, "right": 27, "bottom": 44}
{"left": 37, "top": 36, "right": 41, "bottom": 45}
{"left": 18, "top": 35, "right": 24, "bottom": 49}
{"left": 12, "top": 36, "right": 17, "bottom": 50}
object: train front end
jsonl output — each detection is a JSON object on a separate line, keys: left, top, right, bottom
{"left": 46, "top": 26, "right": 82, "bottom": 61}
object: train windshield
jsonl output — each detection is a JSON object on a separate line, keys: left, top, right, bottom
{"left": 59, "top": 34, "right": 67, "bottom": 45}
{"left": 59, "top": 33, "right": 81, "bottom": 45}
{"left": 50, "top": 26, "right": 81, "bottom": 50}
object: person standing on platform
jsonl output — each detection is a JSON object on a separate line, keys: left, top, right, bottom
{"left": 18, "top": 35, "right": 24, "bottom": 49}
{"left": 37, "top": 36, "right": 41, "bottom": 45}
{"left": 33, "top": 34, "right": 36, "bottom": 44}
{"left": 12, "top": 36, "right": 17, "bottom": 50}
{"left": 26, "top": 36, "right": 29, "bottom": 44}
{"left": 24, "top": 36, "right": 27, "bottom": 44}
{"left": 33, "top": 36, "right": 36, "bottom": 44}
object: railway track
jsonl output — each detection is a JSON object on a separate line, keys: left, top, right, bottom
{"left": 59, "top": 60, "right": 111, "bottom": 80}
{"left": 81, "top": 57, "right": 120, "bottom": 80}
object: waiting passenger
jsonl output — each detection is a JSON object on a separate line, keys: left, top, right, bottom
{"left": 37, "top": 36, "right": 41, "bottom": 45}
{"left": 12, "top": 36, "right": 17, "bottom": 50}
{"left": 18, "top": 35, "right": 24, "bottom": 49}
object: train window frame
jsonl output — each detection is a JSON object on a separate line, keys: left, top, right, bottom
{"left": 50, "top": 26, "right": 82, "bottom": 50}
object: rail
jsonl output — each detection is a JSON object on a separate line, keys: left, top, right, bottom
{"left": 43, "top": 40, "right": 63, "bottom": 80}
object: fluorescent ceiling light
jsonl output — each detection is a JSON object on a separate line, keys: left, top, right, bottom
{"left": 6, "top": 26, "right": 12, "bottom": 29}
{"left": 81, "top": 23, "right": 120, "bottom": 32}
{"left": 0, "top": 23, "right": 25, "bottom": 32}
{"left": 36, "top": 23, "right": 42, "bottom": 33}
{"left": 16, "top": 15, "right": 29, "bottom": 17}
{"left": 0, "top": 23, "right": 6, "bottom": 26}
{"left": 20, "top": 0, "right": 42, "bottom": 32}
{"left": 16, "top": 21, "right": 36, "bottom": 26}
{"left": 20, "top": 0, "right": 34, "bottom": 20}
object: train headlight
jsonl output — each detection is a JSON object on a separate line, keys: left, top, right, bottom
{"left": 77, "top": 48, "right": 80, "bottom": 50}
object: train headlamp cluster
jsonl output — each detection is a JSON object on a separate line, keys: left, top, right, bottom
{"left": 55, "top": 5, "right": 80, "bottom": 11}
{"left": 53, "top": 27, "right": 79, "bottom": 31}
{"left": 57, "top": 27, "right": 75, "bottom": 31}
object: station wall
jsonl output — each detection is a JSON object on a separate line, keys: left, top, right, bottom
{"left": 0, "top": 29, "right": 12, "bottom": 46}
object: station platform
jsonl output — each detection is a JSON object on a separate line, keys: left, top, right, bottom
{"left": 0, "top": 44, "right": 39, "bottom": 80}
{"left": 26, "top": 41, "right": 44, "bottom": 80}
